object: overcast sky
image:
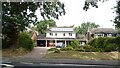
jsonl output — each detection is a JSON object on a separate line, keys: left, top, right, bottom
{"left": 36, "top": 0, "right": 117, "bottom": 28}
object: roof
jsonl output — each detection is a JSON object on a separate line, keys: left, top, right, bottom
{"left": 47, "top": 27, "right": 74, "bottom": 32}
{"left": 89, "top": 28, "right": 117, "bottom": 34}
{"left": 37, "top": 34, "right": 46, "bottom": 39}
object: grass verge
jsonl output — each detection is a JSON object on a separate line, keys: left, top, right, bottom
{"left": 2, "top": 47, "right": 29, "bottom": 57}
{"left": 45, "top": 51, "right": 120, "bottom": 60}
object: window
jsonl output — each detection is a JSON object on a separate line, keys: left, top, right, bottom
{"left": 69, "top": 33, "right": 72, "bottom": 36}
{"left": 50, "top": 33, "right": 53, "bottom": 36}
{"left": 55, "top": 33, "right": 57, "bottom": 36}
{"left": 63, "top": 33, "right": 65, "bottom": 36}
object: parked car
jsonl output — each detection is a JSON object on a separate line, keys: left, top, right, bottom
{"left": 56, "top": 42, "right": 64, "bottom": 48}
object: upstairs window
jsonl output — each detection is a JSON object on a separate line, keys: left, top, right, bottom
{"left": 55, "top": 33, "right": 57, "bottom": 36}
{"left": 63, "top": 33, "right": 65, "bottom": 36}
{"left": 69, "top": 33, "right": 72, "bottom": 36}
{"left": 50, "top": 33, "right": 53, "bottom": 36}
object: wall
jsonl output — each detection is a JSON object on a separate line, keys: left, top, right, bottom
{"left": 46, "top": 32, "right": 76, "bottom": 38}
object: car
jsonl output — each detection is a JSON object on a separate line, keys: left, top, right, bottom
{"left": 56, "top": 42, "right": 65, "bottom": 48}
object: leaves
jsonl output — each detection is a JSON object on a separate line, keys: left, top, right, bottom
{"left": 75, "top": 22, "right": 100, "bottom": 35}
{"left": 2, "top": 2, "right": 65, "bottom": 48}
{"left": 114, "top": 1, "right": 120, "bottom": 28}
{"left": 37, "top": 19, "right": 56, "bottom": 34}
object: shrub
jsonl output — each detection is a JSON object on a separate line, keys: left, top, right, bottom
{"left": 48, "top": 48, "right": 58, "bottom": 51}
{"left": 19, "top": 32, "right": 34, "bottom": 51}
{"left": 104, "top": 44, "right": 117, "bottom": 52}
{"left": 115, "top": 36, "right": 120, "bottom": 51}
{"left": 54, "top": 49, "right": 60, "bottom": 53}
{"left": 60, "top": 47, "right": 73, "bottom": 51}
{"left": 74, "top": 47, "right": 85, "bottom": 52}
{"left": 2, "top": 37, "right": 9, "bottom": 49}
{"left": 88, "top": 37, "right": 118, "bottom": 52}
{"left": 70, "top": 39, "right": 79, "bottom": 48}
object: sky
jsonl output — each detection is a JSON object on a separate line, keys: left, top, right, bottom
{"left": 36, "top": 0, "right": 117, "bottom": 29}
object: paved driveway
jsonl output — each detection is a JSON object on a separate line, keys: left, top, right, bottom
{"left": 21, "top": 47, "right": 47, "bottom": 58}
{"left": 7, "top": 47, "right": 48, "bottom": 62}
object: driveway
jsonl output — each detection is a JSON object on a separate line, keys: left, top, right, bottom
{"left": 5, "top": 47, "right": 48, "bottom": 62}
{"left": 20, "top": 47, "right": 47, "bottom": 58}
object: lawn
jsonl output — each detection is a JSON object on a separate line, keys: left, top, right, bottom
{"left": 2, "top": 48, "right": 29, "bottom": 57}
{"left": 45, "top": 51, "right": 120, "bottom": 60}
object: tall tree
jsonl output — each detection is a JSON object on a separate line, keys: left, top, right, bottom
{"left": 114, "top": 1, "right": 120, "bottom": 28}
{"left": 37, "top": 19, "right": 56, "bottom": 34}
{"left": 75, "top": 22, "right": 100, "bottom": 35}
{"left": 2, "top": 2, "right": 65, "bottom": 48}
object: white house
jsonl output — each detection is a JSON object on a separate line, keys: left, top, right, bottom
{"left": 36, "top": 25, "right": 87, "bottom": 47}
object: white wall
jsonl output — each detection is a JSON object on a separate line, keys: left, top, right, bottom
{"left": 46, "top": 32, "right": 76, "bottom": 38}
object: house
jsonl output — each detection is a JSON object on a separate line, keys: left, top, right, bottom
{"left": 86, "top": 28, "right": 117, "bottom": 40}
{"left": 36, "top": 25, "right": 87, "bottom": 47}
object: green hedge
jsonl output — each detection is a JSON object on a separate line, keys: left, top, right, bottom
{"left": 60, "top": 47, "right": 73, "bottom": 51}
{"left": 70, "top": 39, "right": 79, "bottom": 48}
{"left": 48, "top": 48, "right": 58, "bottom": 51}
{"left": 88, "top": 37, "right": 119, "bottom": 52}
{"left": 19, "top": 32, "right": 34, "bottom": 51}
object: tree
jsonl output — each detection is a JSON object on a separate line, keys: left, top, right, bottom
{"left": 75, "top": 22, "right": 99, "bottom": 35}
{"left": 114, "top": 1, "right": 120, "bottom": 28}
{"left": 37, "top": 19, "right": 56, "bottom": 34}
{"left": 83, "top": 0, "right": 108, "bottom": 11}
{"left": 71, "top": 39, "right": 79, "bottom": 48}
{"left": 2, "top": 2, "right": 65, "bottom": 48}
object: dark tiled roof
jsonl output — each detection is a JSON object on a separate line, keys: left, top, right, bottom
{"left": 89, "top": 28, "right": 117, "bottom": 34}
{"left": 37, "top": 34, "right": 46, "bottom": 39}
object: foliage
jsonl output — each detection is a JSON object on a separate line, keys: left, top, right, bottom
{"left": 48, "top": 48, "right": 58, "bottom": 51}
{"left": 54, "top": 49, "right": 61, "bottom": 53}
{"left": 19, "top": 32, "right": 34, "bottom": 51}
{"left": 60, "top": 47, "right": 73, "bottom": 51}
{"left": 83, "top": 0, "right": 108, "bottom": 11}
{"left": 74, "top": 46, "right": 85, "bottom": 52}
{"left": 70, "top": 39, "right": 79, "bottom": 48}
{"left": 88, "top": 37, "right": 118, "bottom": 52}
{"left": 37, "top": 19, "right": 56, "bottom": 34}
{"left": 114, "top": 1, "right": 120, "bottom": 28}
{"left": 2, "top": 2, "right": 65, "bottom": 48}
{"left": 2, "top": 36, "right": 9, "bottom": 49}
{"left": 115, "top": 36, "right": 120, "bottom": 52}
{"left": 75, "top": 22, "right": 99, "bottom": 35}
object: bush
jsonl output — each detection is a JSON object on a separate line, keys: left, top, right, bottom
{"left": 2, "top": 37, "right": 9, "bottom": 49}
{"left": 115, "top": 36, "right": 120, "bottom": 51}
{"left": 70, "top": 39, "right": 79, "bottom": 48}
{"left": 88, "top": 37, "right": 118, "bottom": 52}
{"left": 104, "top": 44, "right": 117, "bottom": 52}
{"left": 60, "top": 47, "right": 73, "bottom": 51}
{"left": 48, "top": 48, "right": 58, "bottom": 51}
{"left": 19, "top": 32, "right": 34, "bottom": 51}
{"left": 74, "top": 47, "right": 85, "bottom": 52}
{"left": 54, "top": 49, "right": 60, "bottom": 53}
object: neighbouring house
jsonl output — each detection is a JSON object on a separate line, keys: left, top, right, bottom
{"left": 86, "top": 28, "right": 117, "bottom": 40}
{"left": 36, "top": 25, "right": 87, "bottom": 47}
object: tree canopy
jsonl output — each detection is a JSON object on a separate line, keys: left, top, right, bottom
{"left": 37, "top": 19, "right": 56, "bottom": 34}
{"left": 75, "top": 22, "right": 100, "bottom": 35}
{"left": 114, "top": 1, "right": 120, "bottom": 28}
{"left": 2, "top": 2, "right": 65, "bottom": 48}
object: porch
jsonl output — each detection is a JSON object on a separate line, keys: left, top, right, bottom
{"left": 37, "top": 39, "right": 86, "bottom": 47}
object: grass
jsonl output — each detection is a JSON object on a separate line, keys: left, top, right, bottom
{"left": 2, "top": 47, "right": 29, "bottom": 58}
{"left": 45, "top": 51, "right": 120, "bottom": 60}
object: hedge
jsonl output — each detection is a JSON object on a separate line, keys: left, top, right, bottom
{"left": 19, "top": 32, "right": 34, "bottom": 51}
{"left": 88, "top": 37, "right": 119, "bottom": 52}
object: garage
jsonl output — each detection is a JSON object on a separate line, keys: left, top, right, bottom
{"left": 37, "top": 40, "right": 46, "bottom": 47}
